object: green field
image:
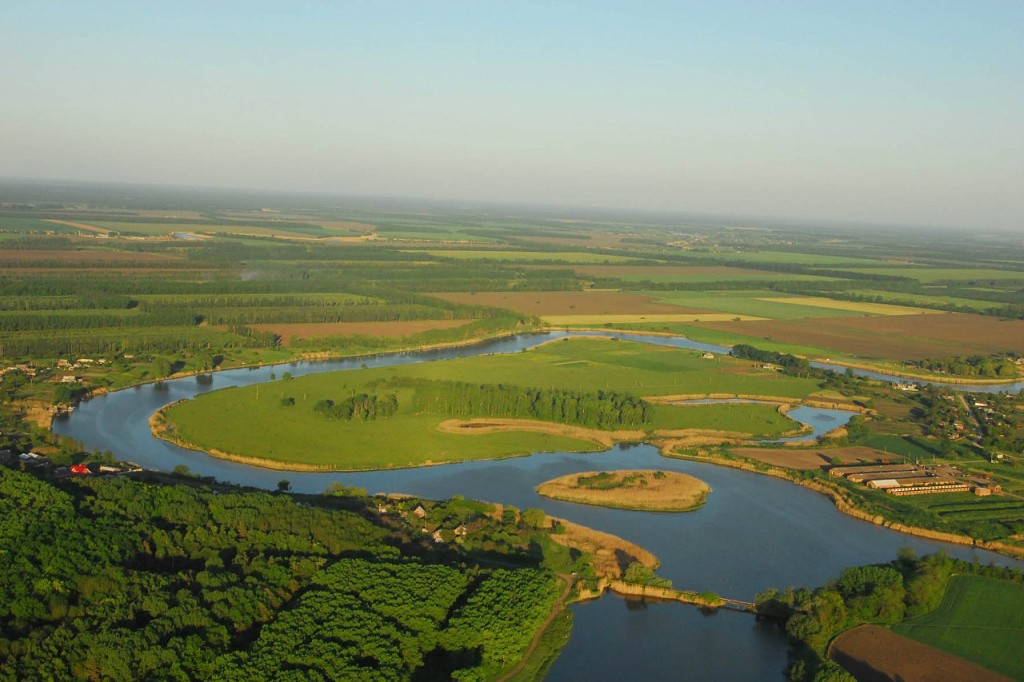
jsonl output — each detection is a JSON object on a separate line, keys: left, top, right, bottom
{"left": 686, "top": 250, "right": 889, "bottom": 266}
{"left": 162, "top": 338, "right": 817, "bottom": 469}
{"left": 590, "top": 270, "right": 836, "bottom": 284}
{"left": 416, "top": 250, "right": 645, "bottom": 263}
{"left": 839, "top": 267, "right": 1024, "bottom": 283}
{"left": 842, "top": 290, "right": 1000, "bottom": 312}
{"left": 0, "top": 218, "right": 80, "bottom": 233}
{"left": 894, "top": 575, "right": 1024, "bottom": 679}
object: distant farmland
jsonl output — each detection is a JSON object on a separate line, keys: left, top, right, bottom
{"left": 250, "top": 319, "right": 474, "bottom": 346}
{"left": 691, "top": 313, "right": 1024, "bottom": 360}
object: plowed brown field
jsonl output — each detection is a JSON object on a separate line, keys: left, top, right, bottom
{"left": 729, "top": 445, "right": 892, "bottom": 470}
{"left": 830, "top": 625, "right": 1010, "bottom": 682}
{"left": 691, "top": 313, "right": 1024, "bottom": 360}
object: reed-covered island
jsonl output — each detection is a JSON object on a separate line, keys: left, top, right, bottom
{"left": 537, "top": 469, "right": 711, "bottom": 512}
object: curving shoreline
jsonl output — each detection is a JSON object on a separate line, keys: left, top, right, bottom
{"left": 663, "top": 449, "right": 1024, "bottom": 560}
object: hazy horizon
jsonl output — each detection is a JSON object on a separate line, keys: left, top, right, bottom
{"left": 3, "top": 2, "right": 1022, "bottom": 231}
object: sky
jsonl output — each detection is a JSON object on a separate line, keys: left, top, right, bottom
{"left": 2, "top": 1, "right": 1022, "bottom": 230}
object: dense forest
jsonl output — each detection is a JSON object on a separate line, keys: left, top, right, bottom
{"left": 0, "top": 468, "right": 565, "bottom": 681}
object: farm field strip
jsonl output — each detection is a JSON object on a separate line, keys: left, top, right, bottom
{"left": 836, "top": 267, "right": 1024, "bottom": 283}
{"left": 652, "top": 291, "right": 872, "bottom": 320}
{"left": 684, "top": 250, "right": 892, "bottom": 266}
{"left": 249, "top": 319, "right": 475, "bottom": 346}
{"left": 428, "top": 290, "right": 701, "bottom": 315}
{"left": 689, "top": 313, "right": 1024, "bottom": 361}
{"left": 413, "top": 250, "right": 647, "bottom": 263}
{"left": 845, "top": 289, "right": 998, "bottom": 311}
{"left": 542, "top": 313, "right": 766, "bottom": 325}
{"left": 43, "top": 219, "right": 114, "bottom": 234}
{"left": 0, "top": 249, "right": 183, "bottom": 263}
{"left": 549, "top": 264, "right": 838, "bottom": 282}
{"left": 756, "top": 297, "right": 940, "bottom": 316}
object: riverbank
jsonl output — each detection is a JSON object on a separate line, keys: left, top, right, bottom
{"left": 537, "top": 469, "right": 710, "bottom": 512}
{"left": 662, "top": 447, "right": 1024, "bottom": 560}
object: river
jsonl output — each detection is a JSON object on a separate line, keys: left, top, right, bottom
{"left": 53, "top": 331, "right": 1024, "bottom": 680}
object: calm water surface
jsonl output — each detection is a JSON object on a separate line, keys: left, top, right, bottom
{"left": 53, "top": 332, "right": 1024, "bottom": 681}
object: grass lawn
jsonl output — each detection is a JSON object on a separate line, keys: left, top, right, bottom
{"left": 894, "top": 575, "right": 1024, "bottom": 679}
{"left": 163, "top": 338, "right": 819, "bottom": 469}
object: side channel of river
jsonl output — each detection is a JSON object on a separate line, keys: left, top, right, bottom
{"left": 53, "top": 332, "right": 1024, "bottom": 681}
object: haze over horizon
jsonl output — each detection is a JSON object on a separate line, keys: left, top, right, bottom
{"left": 3, "top": 2, "right": 1022, "bottom": 231}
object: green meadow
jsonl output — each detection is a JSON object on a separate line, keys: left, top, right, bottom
{"left": 162, "top": 338, "right": 817, "bottom": 469}
{"left": 894, "top": 575, "right": 1024, "bottom": 679}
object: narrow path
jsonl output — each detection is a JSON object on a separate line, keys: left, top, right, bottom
{"left": 497, "top": 574, "right": 574, "bottom": 682}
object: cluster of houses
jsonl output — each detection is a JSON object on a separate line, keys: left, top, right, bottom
{"left": 374, "top": 497, "right": 471, "bottom": 544}
{"left": 0, "top": 449, "right": 140, "bottom": 477}
{"left": 1, "top": 363, "right": 38, "bottom": 379}
{"left": 828, "top": 462, "right": 996, "bottom": 496}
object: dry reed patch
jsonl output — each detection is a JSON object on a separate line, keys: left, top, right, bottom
{"left": 547, "top": 517, "right": 659, "bottom": 579}
{"left": 427, "top": 290, "right": 701, "bottom": 315}
{"left": 830, "top": 625, "right": 1010, "bottom": 682}
{"left": 541, "top": 313, "right": 765, "bottom": 325}
{"left": 537, "top": 470, "right": 710, "bottom": 512}
{"left": 436, "top": 418, "right": 643, "bottom": 448}
{"left": 692, "top": 313, "right": 1024, "bottom": 360}
{"left": 248, "top": 319, "right": 473, "bottom": 346}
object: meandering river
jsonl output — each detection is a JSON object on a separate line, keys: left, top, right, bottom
{"left": 53, "top": 332, "right": 1024, "bottom": 680}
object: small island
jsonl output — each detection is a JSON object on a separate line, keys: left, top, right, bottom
{"left": 537, "top": 469, "right": 711, "bottom": 512}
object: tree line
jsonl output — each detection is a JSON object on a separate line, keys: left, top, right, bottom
{"left": 730, "top": 344, "right": 810, "bottom": 370}
{"left": 401, "top": 378, "right": 651, "bottom": 429}
{"left": 312, "top": 393, "right": 399, "bottom": 421}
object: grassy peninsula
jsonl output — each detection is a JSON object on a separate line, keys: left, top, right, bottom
{"left": 156, "top": 337, "right": 818, "bottom": 470}
{"left": 537, "top": 469, "right": 711, "bottom": 512}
